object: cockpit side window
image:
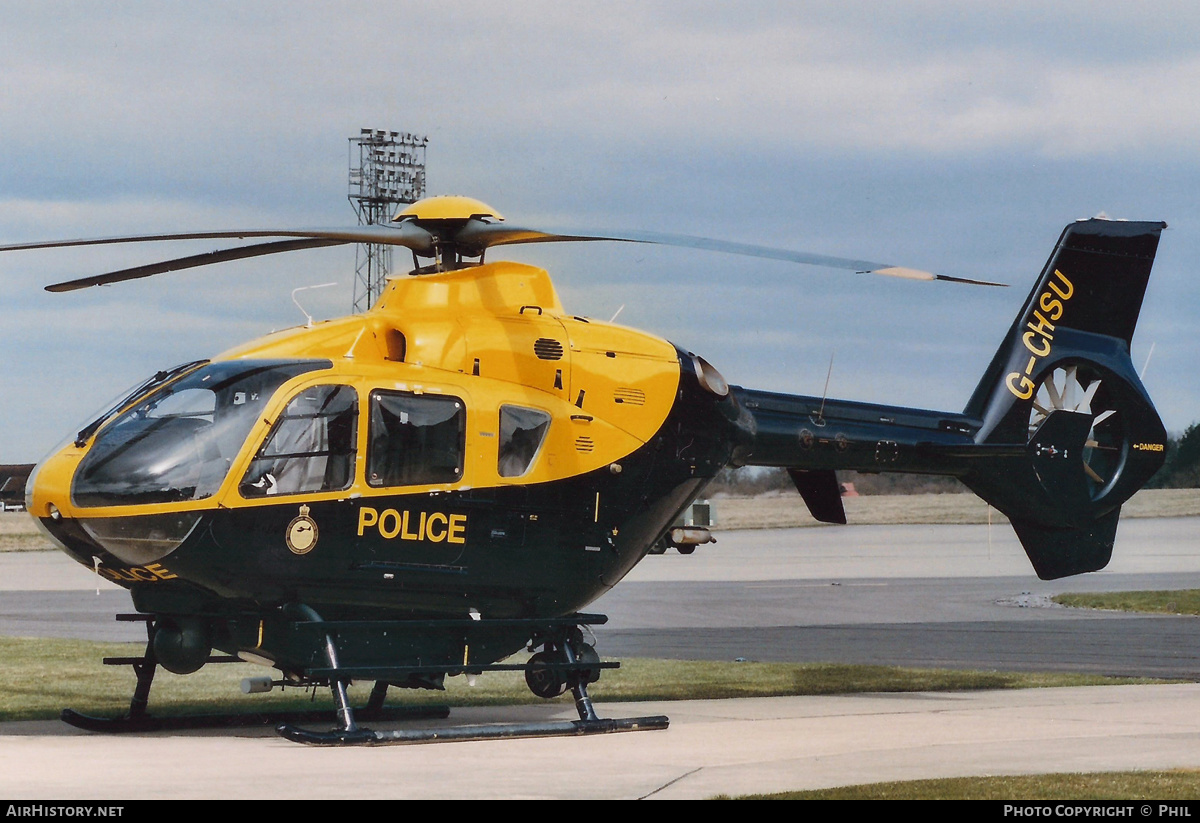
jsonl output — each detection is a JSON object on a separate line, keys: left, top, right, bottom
{"left": 367, "top": 390, "right": 464, "bottom": 487}
{"left": 241, "top": 385, "right": 357, "bottom": 498}
{"left": 498, "top": 406, "right": 551, "bottom": 478}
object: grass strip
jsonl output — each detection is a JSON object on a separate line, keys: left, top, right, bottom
{"left": 1053, "top": 590, "right": 1200, "bottom": 616}
{"left": 723, "top": 770, "right": 1200, "bottom": 800}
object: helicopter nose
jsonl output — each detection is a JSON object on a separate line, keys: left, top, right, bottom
{"left": 23, "top": 448, "right": 75, "bottom": 522}
{"left": 25, "top": 459, "right": 49, "bottom": 516}
{"left": 23, "top": 460, "right": 43, "bottom": 513}
{"left": 21, "top": 461, "right": 72, "bottom": 556}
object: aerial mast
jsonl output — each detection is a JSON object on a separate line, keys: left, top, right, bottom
{"left": 347, "top": 128, "right": 428, "bottom": 312}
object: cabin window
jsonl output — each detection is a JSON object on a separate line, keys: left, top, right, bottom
{"left": 367, "top": 390, "right": 465, "bottom": 487}
{"left": 497, "top": 406, "right": 551, "bottom": 478}
{"left": 241, "top": 384, "right": 357, "bottom": 497}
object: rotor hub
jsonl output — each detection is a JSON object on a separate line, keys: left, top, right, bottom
{"left": 393, "top": 195, "right": 502, "bottom": 224}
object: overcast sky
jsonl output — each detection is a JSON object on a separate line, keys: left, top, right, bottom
{"left": 2, "top": 2, "right": 1198, "bottom": 462}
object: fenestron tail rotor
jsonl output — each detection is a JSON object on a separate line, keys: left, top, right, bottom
{"left": 0, "top": 194, "right": 1006, "bottom": 293}
{"left": 1028, "top": 364, "right": 1123, "bottom": 499}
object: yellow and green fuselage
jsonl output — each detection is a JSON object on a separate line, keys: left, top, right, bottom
{"left": 27, "top": 260, "right": 741, "bottom": 673}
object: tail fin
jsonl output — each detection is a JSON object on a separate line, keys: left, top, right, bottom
{"left": 961, "top": 218, "right": 1168, "bottom": 578}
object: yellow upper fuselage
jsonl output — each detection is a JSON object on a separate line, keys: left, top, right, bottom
{"left": 29, "top": 260, "right": 682, "bottom": 520}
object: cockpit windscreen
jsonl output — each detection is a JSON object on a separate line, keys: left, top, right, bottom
{"left": 72, "top": 359, "right": 331, "bottom": 507}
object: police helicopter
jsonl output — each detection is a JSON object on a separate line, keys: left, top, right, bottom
{"left": 3, "top": 196, "right": 1167, "bottom": 745}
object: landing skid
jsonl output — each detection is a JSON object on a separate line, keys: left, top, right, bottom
{"left": 276, "top": 654, "right": 669, "bottom": 746}
{"left": 61, "top": 704, "right": 449, "bottom": 735}
{"left": 277, "top": 609, "right": 670, "bottom": 746}
{"left": 65, "top": 610, "right": 669, "bottom": 745}
{"left": 278, "top": 708, "right": 669, "bottom": 746}
{"left": 61, "top": 615, "right": 450, "bottom": 734}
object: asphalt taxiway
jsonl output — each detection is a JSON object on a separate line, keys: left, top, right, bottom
{"left": 2, "top": 516, "right": 1199, "bottom": 798}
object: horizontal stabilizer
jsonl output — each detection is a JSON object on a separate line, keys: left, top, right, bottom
{"left": 787, "top": 469, "right": 846, "bottom": 525}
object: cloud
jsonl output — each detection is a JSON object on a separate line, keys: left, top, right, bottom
{"left": 1, "top": 2, "right": 1198, "bottom": 458}
{"left": 4, "top": 3, "right": 1200, "bottom": 182}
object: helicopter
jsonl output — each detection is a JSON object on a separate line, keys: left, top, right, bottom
{"left": 4, "top": 195, "right": 1167, "bottom": 745}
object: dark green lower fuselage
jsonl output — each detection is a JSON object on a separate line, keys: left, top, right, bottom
{"left": 41, "top": 361, "right": 741, "bottom": 675}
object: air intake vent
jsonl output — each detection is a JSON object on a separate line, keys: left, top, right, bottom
{"left": 533, "top": 338, "right": 564, "bottom": 360}
{"left": 613, "top": 387, "right": 646, "bottom": 406}
{"left": 575, "top": 436, "right": 595, "bottom": 453}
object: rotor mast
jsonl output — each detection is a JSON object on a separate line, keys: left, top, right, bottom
{"left": 347, "top": 129, "right": 428, "bottom": 312}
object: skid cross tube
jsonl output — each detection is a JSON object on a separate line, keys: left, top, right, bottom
{"left": 275, "top": 610, "right": 671, "bottom": 746}
{"left": 61, "top": 611, "right": 449, "bottom": 734}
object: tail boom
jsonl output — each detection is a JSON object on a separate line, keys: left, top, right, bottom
{"left": 729, "top": 218, "right": 1168, "bottom": 579}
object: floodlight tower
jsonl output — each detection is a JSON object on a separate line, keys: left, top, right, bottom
{"left": 348, "top": 129, "right": 428, "bottom": 312}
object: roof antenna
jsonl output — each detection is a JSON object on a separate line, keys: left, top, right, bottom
{"left": 1139, "top": 341, "right": 1156, "bottom": 380}
{"left": 292, "top": 282, "right": 338, "bottom": 328}
{"left": 813, "top": 352, "right": 835, "bottom": 426}
{"left": 609, "top": 304, "right": 625, "bottom": 323}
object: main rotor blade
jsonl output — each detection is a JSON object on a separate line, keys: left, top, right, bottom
{"left": 454, "top": 220, "right": 1007, "bottom": 286}
{"left": 2, "top": 222, "right": 435, "bottom": 292}
{"left": 2, "top": 221, "right": 436, "bottom": 256}
{"left": 45, "top": 238, "right": 346, "bottom": 292}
